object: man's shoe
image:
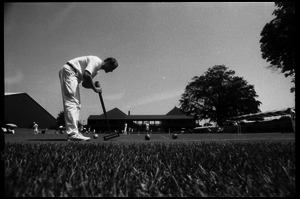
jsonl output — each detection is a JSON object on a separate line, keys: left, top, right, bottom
{"left": 67, "top": 133, "right": 91, "bottom": 141}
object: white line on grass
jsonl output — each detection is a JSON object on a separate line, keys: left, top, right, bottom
{"left": 185, "top": 137, "right": 294, "bottom": 142}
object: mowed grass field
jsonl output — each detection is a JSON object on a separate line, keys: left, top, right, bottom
{"left": 3, "top": 128, "right": 295, "bottom": 144}
{"left": 2, "top": 129, "right": 295, "bottom": 197}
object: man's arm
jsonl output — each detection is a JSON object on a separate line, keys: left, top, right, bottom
{"left": 82, "top": 80, "right": 92, "bottom": 89}
{"left": 82, "top": 70, "right": 102, "bottom": 93}
{"left": 82, "top": 70, "right": 94, "bottom": 89}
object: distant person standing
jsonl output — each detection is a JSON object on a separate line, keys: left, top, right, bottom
{"left": 145, "top": 122, "right": 150, "bottom": 134}
{"left": 59, "top": 55, "right": 118, "bottom": 141}
{"left": 33, "top": 122, "right": 39, "bottom": 134}
{"left": 287, "top": 108, "right": 295, "bottom": 132}
{"left": 124, "top": 122, "right": 127, "bottom": 134}
{"left": 234, "top": 121, "right": 241, "bottom": 134}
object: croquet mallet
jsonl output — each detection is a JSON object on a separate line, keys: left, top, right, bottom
{"left": 95, "top": 81, "right": 119, "bottom": 140}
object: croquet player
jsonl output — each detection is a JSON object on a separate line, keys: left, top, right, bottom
{"left": 59, "top": 55, "right": 118, "bottom": 141}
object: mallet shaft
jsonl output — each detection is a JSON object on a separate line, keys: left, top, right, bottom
{"left": 97, "top": 88, "right": 111, "bottom": 132}
{"left": 95, "top": 81, "right": 119, "bottom": 140}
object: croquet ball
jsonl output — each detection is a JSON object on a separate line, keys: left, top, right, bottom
{"left": 145, "top": 134, "right": 151, "bottom": 140}
{"left": 172, "top": 133, "right": 178, "bottom": 139}
{"left": 93, "top": 134, "right": 99, "bottom": 139}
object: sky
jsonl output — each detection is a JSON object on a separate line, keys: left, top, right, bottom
{"left": 4, "top": 2, "right": 295, "bottom": 124}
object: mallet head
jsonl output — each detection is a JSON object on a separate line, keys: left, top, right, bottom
{"left": 104, "top": 132, "right": 120, "bottom": 140}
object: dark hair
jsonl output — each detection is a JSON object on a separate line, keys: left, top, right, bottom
{"left": 104, "top": 57, "right": 118, "bottom": 69}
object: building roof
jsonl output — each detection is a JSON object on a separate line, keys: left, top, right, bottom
{"left": 126, "top": 115, "right": 194, "bottom": 120}
{"left": 88, "top": 107, "right": 127, "bottom": 120}
{"left": 88, "top": 107, "right": 194, "bottom": 120}
{"left": 5, "top": 92, "right": 56, "bottom": 120}
{"left": 166, "top": 106, "right": 186, "bottom": 115}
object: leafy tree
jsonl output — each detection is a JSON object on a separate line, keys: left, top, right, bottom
{"left": 260, "top": 2, "right": 295, "bottom": 92}
{"left": 179, "top": 65, "right": 261, "bottom": 127}
{"left": 56, "top": 111, "right": 65, "bottom": 128}
{"left": 56, "top": 111, "right": 83, "bottom": 129}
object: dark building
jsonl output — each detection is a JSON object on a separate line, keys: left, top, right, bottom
{"left": 87, "top": 106, "right": 197, "bottom": 133}
{"left": 4, "top": 93, "right": 57, "bottom": 129}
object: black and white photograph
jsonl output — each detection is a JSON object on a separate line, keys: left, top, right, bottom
{"left": 3, "top": 2, "right": 295, "bottom": 197}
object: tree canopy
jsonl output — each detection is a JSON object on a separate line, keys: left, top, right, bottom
{"left": 179, "top": 65, "right": 261, "bottom": 127}
{"left": 260, "top": 2, "right": 295, "bottom": 92}
{"left": 56, "top": 111, "right": 65, "bottom": 128}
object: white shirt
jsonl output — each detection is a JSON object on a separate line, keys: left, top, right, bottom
{"left": 68, "top": 55, "right": 103, "bottom": 82}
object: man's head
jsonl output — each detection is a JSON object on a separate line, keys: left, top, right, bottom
{"left": 103, "top": 57, "right": 118, "bottom": 73}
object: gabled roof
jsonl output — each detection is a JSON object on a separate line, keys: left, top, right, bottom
{"left": 127, "top": 115, "right": 194, "bottom": 120}
{"left": 5, "top": 92, "right": 56, "bottom": 121}
{"left": 88, "top": 107, "right": 194, "bottom": 120}
{"left": 88, "top": 107, "right": 127, "bottom": 120}
{"left": 166, "top": 106, "right": 186, "bottom": 115}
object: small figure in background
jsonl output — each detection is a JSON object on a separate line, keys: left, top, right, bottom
{"left": 145, "top": 122, "right": 150, "bottom": 134}
{"left": 33, "top": 122, "right": 39, "bottom": 134}
{"left": 287, "top": 108, "right": 295, "bottom": 133}
{"left": 234, "top": 121, "right": 241, "bottom": 134}
{"left": 124, "top": 122, "right": 127, "bottom": 134}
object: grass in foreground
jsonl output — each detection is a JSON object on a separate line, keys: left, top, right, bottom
{"left": 2, "top": 142, "right": 295, "bottom": 197}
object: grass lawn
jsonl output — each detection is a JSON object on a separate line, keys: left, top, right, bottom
{"left": 3, "top": 128, "right": 295, "bottom": 144}
{"left": 2, "top": 129, "right": 295, "bottom": 196}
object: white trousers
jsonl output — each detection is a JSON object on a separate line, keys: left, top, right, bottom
{"left": 59, "top": 64, "right": 81, "bottom": 135}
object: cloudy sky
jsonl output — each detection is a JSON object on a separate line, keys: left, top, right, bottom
{"left": 4, "top": 2, "right": 295, "bottom": 123}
